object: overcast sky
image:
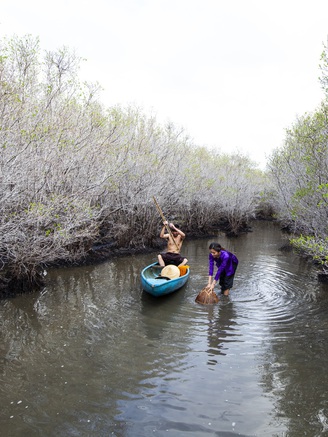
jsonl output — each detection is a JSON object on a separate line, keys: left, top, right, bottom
{"left": 2, "top": 0, "right": 328, "bottom": 167}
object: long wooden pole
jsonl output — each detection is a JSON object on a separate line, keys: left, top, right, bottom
{"left": 153, "top": 196, "right": 180, "bottom": 251}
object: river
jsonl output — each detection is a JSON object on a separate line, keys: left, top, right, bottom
{"left": 1, "top": 221, "right": 328, "bottom": 437}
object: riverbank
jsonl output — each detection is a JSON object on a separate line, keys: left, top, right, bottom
{"left": 3, "top": 217, "right": 326, "bottom": 298}
{"left": 0, "top": 223, "right": 236, "bottom": 297}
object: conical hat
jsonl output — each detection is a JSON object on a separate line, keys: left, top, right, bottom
{"left": 161, "top": 264, "right": 180, "bottom": 279}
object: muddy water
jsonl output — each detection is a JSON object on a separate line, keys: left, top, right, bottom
{"left": 1, "top": 221, "right": 328, "bottom": 436}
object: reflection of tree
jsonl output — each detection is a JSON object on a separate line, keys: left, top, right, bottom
{"left": 206, "top": 301, "right": 237, "bottom": 367}
{"left": 0, "top": 294, "right": 42, "bottom": 372}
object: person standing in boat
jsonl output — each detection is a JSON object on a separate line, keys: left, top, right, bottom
{"left": 207, "top": 242, "right": 238, "bottom": 296}
{"left": 158, "top": 221, "right": 188, "bottom": 267}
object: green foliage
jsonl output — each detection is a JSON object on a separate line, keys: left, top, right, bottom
{"left": 268, "top": 98, "right": 328, "bottom": 238}
{"left": 290, "top": 235, "right": 328, "bottom": 268}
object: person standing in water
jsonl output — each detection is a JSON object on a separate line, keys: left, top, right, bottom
{"left": 158, "top": 221, "right": 188, "bottom": 267}
{"left": 207, "top": 242, "right": 238, "bottom": 296}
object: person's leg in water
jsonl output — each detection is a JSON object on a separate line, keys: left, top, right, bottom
{"left": 220, "top": 274, "right": 234, "bottom": 296}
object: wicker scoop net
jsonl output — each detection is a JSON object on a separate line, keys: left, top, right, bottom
{"left": 195, "top": 286, "right": 219, "bottom": 305}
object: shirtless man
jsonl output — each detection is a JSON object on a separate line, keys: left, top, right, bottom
{"left": 158, "top": 221, "right": 188, "bottom": 267}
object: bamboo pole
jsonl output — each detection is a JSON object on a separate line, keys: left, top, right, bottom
{"left": 153, "top": 196, "right": 180, "bottom": 251}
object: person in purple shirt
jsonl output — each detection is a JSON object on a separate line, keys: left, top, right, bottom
{"left": 207, "top": 242, "right": 238, "bottom": 296}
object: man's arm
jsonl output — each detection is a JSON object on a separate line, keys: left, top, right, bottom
{"left": 170, "top": 223, "right": 185, "bottom": 239}
{"left": 160, "top": 221, "right": 169, "bottom": 239}
{"left": 160, "top": 226, "right": 169, "bottom": 239}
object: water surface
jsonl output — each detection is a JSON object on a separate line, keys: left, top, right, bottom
{"left": 1, "top": 221, "right": 328, "bottom": 436}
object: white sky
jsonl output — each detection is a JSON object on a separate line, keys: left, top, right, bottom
{"left": 2, "top": 0, "right": 328, "bottom": 168}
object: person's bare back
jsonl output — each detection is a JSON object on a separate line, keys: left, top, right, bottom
{"left": 157, "top": 222, "right": 188, "bottom": 267}
{"left": 166, "top": 234, "right": 182, "bottom": 253}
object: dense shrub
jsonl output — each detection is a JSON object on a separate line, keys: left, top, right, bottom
{"left": 0, "top": 35, "right": 267, "bottom": 292}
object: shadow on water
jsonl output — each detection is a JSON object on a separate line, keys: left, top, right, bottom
{"left": 1, "top": 221, "right": 328, "bottom": 436}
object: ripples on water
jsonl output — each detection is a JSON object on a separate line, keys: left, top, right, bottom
{"left": 1, "top": 221, "right": 328, "bottom": 436}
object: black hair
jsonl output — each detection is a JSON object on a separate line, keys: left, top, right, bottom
{"left": 209, "top": 242, "right": 224, "bottom": 252}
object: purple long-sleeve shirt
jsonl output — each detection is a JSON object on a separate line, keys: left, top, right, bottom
{"left": 209, "top": 250, "right": 238, "bottom": 281}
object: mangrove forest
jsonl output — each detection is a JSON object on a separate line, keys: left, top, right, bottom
{"left": 1, "top": 34, "right": 328, "bottom": 295}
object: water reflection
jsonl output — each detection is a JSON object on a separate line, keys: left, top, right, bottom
{"left": 206, "top": 301, "right": 238, "bottom": 364}
{"left": 260, "top": 293, "right": 328, "bottom": 437}
{"left": 1, "top": 221, "right": 328, "bottom": 436}
{"left": 140, "top": 286, "right": 189, "bottom": 342}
